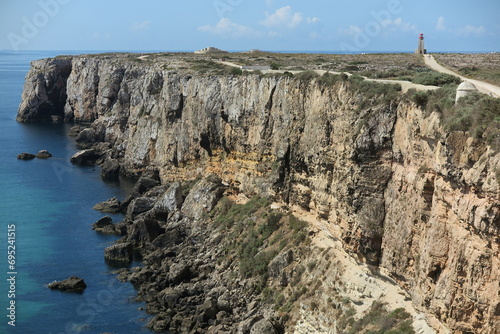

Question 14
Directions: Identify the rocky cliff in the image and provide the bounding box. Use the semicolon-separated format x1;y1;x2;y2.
18;55;500;333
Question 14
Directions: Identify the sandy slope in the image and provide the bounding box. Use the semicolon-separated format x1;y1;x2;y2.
286;204;451;334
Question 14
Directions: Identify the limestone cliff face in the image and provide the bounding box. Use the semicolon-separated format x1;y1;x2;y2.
18;56;500;333
382;104;500;333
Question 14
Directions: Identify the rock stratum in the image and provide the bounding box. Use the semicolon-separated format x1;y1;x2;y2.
18;55;500;334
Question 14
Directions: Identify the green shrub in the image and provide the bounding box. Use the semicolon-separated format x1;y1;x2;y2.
412;72;461;86
343;65;360;72
349;77;401;110
318;72;343;87
228;67;243;75
296;70;320;81
346;301;415;334
442;92;500;150
411;90;429;108
289;215;307;233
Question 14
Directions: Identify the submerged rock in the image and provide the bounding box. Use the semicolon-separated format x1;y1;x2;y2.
48;276;87;292
17;153;36;160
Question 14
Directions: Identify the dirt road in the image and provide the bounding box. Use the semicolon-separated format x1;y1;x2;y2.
217;61;440;93
424;55;500;98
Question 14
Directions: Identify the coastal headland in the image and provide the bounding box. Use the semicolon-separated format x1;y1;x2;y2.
17;52;500;334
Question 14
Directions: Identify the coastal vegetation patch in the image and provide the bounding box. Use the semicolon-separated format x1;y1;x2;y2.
408;85;500;151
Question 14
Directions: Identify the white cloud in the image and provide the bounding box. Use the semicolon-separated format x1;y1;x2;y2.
260;6;318;29
436;17;446;31
261;6;303;28
268;31;281;38
381;18;417;32
130;21;150;33
198;18;259;38
458;24;486;36
339;25;363;36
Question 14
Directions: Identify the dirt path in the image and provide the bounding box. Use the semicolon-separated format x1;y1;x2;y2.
216;60;439;93
424;55;500;98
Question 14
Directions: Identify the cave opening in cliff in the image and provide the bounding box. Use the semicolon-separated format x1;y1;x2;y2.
200;133;213;156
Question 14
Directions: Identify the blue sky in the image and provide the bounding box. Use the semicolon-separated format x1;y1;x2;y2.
1;0;499;52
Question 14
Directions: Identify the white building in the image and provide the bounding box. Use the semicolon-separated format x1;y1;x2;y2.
455;81;478;103
194;47;228;54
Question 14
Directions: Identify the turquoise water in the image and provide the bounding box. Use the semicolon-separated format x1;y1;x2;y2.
0;51;152;333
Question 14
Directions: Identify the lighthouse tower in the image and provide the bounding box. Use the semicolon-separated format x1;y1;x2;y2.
415;33;427;54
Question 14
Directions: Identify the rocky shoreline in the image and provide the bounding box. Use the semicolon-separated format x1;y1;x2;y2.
91;170;286;333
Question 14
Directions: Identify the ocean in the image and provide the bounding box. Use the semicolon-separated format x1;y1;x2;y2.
0;51;152;333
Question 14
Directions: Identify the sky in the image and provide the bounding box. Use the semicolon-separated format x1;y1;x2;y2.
0;0;499;53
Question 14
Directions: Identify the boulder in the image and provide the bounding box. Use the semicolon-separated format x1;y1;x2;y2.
17;153;35;160
75;128;97;148
93;197;122;213
151;182;184;220
91;216;123;234
181;175;225;219
68;125;82;137
128;267;154;288
101;159;121;180
92;216;113;229
198;299;219;322
48;276;87;292
157;288;181;309
127;217;164;246
104;242;134;263
121;177;161;210
127;197;156;219
36;150;52;159
151;227;185;248
70;149;98;165
133;177;160;195
250;318;279;334
168;262;192;284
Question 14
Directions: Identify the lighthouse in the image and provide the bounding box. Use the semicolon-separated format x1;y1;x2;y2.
415;33;427;55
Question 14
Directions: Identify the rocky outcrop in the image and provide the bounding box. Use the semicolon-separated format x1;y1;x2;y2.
17;153;35;160
18;55;500;333
101;158;121;180
70;149;98;165
93;197;122;213
17;57;72;122
36;150;52;159
48;276;87;292
104;242;134;263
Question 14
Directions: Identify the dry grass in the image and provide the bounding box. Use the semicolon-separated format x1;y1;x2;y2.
434;53;500;85
65;52;431;77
